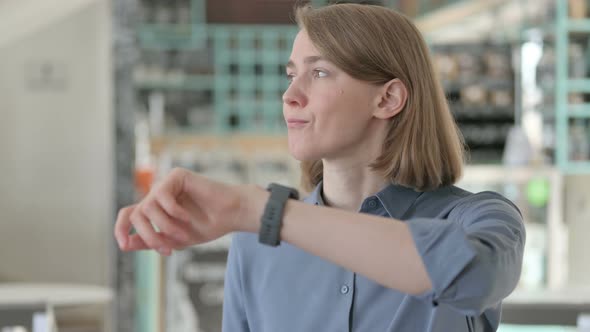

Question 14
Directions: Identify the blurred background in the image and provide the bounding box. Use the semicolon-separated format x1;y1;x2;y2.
0;0;589;331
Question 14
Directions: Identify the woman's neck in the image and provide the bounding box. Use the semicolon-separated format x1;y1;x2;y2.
321;161;389;211
318;117;391;211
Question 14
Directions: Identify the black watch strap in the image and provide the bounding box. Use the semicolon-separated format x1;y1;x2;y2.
258;183;299;247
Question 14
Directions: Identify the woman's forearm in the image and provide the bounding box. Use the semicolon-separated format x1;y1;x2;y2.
237;185;433;295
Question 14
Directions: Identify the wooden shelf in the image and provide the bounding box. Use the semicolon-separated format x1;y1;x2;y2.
135;75;214;91
150;134;288;155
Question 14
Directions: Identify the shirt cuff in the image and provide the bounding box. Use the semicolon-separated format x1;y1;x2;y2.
405;217;476;303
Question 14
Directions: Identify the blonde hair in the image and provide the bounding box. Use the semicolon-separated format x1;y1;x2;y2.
296;3;465;192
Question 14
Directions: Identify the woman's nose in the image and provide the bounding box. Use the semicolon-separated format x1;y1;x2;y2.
282;84;307;108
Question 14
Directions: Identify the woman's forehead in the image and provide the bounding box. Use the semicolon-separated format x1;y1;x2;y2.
289;31;323;63
292;30;314;51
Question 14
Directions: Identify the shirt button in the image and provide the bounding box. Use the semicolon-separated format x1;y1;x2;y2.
340;285;350;294
368;199;377;208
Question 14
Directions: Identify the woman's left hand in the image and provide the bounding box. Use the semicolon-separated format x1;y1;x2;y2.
114;168;252;256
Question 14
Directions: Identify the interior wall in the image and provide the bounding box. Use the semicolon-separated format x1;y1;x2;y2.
0;0;112;286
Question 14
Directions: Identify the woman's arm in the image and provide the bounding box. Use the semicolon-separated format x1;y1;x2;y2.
115;169;524;312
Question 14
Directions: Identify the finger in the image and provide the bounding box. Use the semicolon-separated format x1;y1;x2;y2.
130;209;168;251
125;234;149;251
158;192;192;223
126;234;177;256
142;201;190;243
114;205;136;250
158;247;173;256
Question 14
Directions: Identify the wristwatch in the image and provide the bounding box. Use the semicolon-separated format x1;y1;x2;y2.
258;183;299;247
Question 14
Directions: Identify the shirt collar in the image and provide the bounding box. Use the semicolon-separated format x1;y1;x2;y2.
375;183;423;219
305;180;422;219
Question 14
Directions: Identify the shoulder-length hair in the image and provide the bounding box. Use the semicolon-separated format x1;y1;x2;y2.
296;3;465;192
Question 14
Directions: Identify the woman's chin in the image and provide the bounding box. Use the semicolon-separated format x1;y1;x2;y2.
288;150;309;161
288;145;320;162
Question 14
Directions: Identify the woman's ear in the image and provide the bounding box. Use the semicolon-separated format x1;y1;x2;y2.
374;78;408;120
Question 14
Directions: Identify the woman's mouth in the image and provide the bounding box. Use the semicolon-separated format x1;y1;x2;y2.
286;119;309;129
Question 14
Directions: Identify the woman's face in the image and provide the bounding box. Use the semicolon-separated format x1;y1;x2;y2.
283;30;383;162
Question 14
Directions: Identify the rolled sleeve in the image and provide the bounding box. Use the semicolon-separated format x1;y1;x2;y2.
407;217;476;305
407;192;525;316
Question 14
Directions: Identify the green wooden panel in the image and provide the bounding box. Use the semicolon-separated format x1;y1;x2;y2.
567;19;590;33
190;0;206;24
213;28;232;132
554;0;590;173
555;0;570;170
563;161;590;174
135;251;160;332
207;26;297;132
568;104;590;118
567;79;590;93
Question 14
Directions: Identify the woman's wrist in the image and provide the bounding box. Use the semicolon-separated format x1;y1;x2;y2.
232;184;269;233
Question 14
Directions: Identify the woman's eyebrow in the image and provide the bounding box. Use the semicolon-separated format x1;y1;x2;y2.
286;55;326;70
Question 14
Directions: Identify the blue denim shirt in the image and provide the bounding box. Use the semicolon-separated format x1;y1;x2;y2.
223;182;525;332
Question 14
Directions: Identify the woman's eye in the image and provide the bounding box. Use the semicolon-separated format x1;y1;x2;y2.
312;69;328;78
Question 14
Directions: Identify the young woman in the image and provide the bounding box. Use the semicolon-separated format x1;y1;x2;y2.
115;4;525;332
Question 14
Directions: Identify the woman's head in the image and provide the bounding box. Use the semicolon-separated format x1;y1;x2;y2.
286;3;465;192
